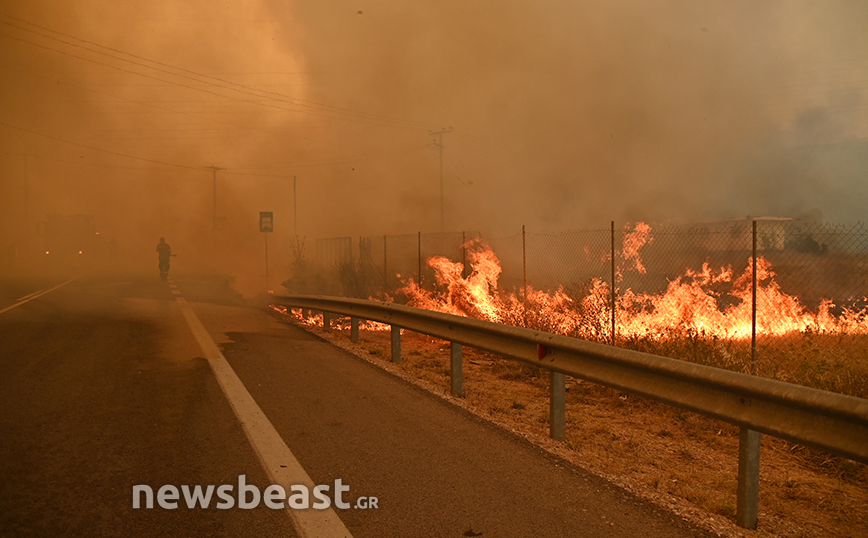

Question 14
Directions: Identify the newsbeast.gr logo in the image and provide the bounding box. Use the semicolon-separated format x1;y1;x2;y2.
132;475;379;510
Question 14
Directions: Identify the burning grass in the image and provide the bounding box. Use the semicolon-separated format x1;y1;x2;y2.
394;227;868;400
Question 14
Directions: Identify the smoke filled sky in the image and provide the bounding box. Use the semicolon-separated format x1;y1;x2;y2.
2;0;868;251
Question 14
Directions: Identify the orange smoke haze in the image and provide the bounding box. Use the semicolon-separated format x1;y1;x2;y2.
2;1;868;292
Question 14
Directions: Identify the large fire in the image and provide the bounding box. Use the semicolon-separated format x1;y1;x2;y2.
398;224;868;342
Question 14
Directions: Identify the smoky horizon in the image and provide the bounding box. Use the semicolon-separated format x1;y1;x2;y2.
2;1;868;291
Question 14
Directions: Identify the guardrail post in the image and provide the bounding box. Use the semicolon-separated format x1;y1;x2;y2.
391;325;401;364
323;311;332;330
351;317;360;343
550;371;566;441
450;343;463;396
737;427;761;529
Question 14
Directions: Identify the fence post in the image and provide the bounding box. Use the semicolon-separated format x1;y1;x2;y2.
737;427;761;529
418;231;422;289
522;224;527;300
737;219;761;529
550;370;566;441
462;231;467;279
391;325;401;364
610;221;616;346
357;237;361;295
351;317;359;343
752;220;758;375
383;235;388;297
450;342;463;396
323;311;332;330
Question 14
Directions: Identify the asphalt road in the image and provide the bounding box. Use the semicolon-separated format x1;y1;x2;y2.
0;270;716;537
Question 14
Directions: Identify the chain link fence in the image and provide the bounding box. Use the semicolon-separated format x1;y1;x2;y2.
282;220;868;398
753;222;868;397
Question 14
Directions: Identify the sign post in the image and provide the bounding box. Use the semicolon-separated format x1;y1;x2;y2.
259;212;273;291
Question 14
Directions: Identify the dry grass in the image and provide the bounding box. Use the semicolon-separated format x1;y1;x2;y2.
288;316;868;538
618;331;868;400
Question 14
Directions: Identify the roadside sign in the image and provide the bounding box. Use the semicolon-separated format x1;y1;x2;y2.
259;211;273;233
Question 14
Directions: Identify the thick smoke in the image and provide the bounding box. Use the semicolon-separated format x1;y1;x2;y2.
1;1;867;291
273;1;868;231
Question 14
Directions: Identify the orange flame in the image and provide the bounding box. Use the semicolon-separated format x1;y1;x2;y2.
622;222;652;274
397;225;868;341
401;238;505;322
271;305;392;331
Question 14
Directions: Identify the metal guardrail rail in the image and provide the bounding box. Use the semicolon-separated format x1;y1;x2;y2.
272;294;868;529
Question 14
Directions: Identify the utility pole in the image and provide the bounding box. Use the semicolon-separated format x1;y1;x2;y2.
205;165;226;231
611;221;616;346
17;153;30;238
23;154;28;224
293;175;298;238
429;127;452;232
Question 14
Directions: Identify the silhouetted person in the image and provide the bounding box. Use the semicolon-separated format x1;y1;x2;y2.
156;237;172;279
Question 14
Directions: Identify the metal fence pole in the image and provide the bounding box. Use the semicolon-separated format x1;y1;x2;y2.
351;317;359;343
522;224;527;300
323;311;332;331
418;231;422;289
450;342;463;396
383;235;388;297
752;220;758;375
737;427;761;529
462;231;467;279
611;221;616;346
550;370;566;441
358;236;364;298
391;325;401;364
737;219;761;529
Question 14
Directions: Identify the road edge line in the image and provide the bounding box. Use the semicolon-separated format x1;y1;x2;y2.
175;296;352;538
0;272;90;315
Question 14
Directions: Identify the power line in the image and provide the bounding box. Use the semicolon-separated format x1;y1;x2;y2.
225;144;430;173
0;120;200;170
0;12;438;131
0;26;423;130
0;120;434;178
1;59;276;134
0;59;400;151
0;30;301;115
429;127;453;232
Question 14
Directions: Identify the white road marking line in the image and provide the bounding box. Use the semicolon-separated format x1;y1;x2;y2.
16;289;44;301
0;273;90;315
175;295;353;538
171;290;181;295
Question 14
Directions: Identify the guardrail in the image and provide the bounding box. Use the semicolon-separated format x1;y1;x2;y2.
272;294;868;530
